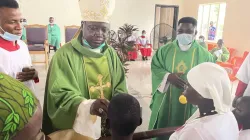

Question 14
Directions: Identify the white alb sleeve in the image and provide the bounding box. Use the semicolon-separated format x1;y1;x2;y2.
157;72;171;93
73;99;101;139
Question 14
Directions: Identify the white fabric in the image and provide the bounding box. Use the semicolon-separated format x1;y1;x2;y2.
73;99;101;139
187;62;232;114
78;0;115;23
239;130;250;140
138;36;149;47
214;49;223;57
157;72;170;93
236;54;250;96
127;35;137;42
169;112;239;140
0;40;35;92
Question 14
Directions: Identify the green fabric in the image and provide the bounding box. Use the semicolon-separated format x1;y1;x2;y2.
149;40;214;140
0;73;38;140
42;33;128;135
48;24;61;49
210;46;230;62
198;41;208;50
21;28;26;41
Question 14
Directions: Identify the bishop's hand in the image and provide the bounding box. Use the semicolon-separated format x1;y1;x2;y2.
167;73;186;89
90;99;109;117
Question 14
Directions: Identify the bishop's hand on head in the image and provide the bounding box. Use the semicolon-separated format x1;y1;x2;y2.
90;99;109;117
167;73;186;89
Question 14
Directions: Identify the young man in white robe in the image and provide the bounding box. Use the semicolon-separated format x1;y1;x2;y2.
233;96;250;140
169;62;239;140
0;0;39;92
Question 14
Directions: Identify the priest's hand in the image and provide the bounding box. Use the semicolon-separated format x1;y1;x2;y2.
16;67;38;82
168;73;186;89
90;99;109;117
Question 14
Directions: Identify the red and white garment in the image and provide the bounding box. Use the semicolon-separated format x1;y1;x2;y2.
138;36;152;57
0;37;38;92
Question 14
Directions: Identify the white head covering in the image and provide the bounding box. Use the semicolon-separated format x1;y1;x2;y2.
187;62;232;114
78;0;115;23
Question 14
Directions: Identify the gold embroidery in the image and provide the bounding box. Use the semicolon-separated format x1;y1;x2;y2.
89;74;111;99
176;60;188;73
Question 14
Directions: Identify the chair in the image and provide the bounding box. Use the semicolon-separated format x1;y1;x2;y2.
207;43;216;51
26;24;49;68
227;48;236;63
65;25;80;43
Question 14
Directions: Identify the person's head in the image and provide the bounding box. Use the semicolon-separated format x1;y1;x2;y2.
217;39;224;48
107;94;142;138
81;21;110;48
0;72;43;140
184;62;232;114
0;0;22;37
210;21;214;27
142;30;146;35
49;17;54;24
176;17;197;49
199;35;205;42
233;96;250;127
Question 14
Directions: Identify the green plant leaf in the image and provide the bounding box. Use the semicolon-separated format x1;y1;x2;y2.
13;114;20;124
22;90;27;97
3;122;13;132
28;106;33;116
25;96;30;104
10;123;17;133
5;113;14;125
4;132;9;140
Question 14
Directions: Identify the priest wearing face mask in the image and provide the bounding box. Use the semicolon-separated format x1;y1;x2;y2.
0;0;39;93
149;17;214;140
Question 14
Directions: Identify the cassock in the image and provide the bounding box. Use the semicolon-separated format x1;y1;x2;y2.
210;46;230;62
0;73;43;140
0;37;37;92
48;24;61;49
149;40;214;140
127;35;137;60
42;0;127;138
138;35;152;57
236;54;250;96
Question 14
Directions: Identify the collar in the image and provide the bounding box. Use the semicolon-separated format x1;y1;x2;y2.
141;36;145;38
0;37;20;51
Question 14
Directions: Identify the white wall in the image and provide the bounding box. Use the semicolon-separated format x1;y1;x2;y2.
19;0;183;43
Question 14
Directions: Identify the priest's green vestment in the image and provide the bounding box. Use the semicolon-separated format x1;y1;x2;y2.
42;34;128;135
149;40;214;140
48;24;61;49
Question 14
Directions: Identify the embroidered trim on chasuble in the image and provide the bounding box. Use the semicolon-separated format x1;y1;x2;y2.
83;56;112;100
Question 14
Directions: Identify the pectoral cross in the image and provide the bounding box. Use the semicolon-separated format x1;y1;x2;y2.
89;74;111;99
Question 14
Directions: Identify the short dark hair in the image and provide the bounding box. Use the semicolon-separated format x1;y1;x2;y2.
0;0;19;9
178;17;197;27
142;30;146;33
108;94;141;136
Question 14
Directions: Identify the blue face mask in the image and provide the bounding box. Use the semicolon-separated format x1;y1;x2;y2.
0;26;22;41
177;33;194;46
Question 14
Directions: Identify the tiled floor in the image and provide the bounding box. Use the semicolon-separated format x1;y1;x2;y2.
32;52;238;133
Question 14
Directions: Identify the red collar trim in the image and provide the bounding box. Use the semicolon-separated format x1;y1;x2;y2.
141;36;145;38
0;37;20;51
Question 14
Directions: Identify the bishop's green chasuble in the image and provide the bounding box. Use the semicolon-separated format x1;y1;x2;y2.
149;40;214;140
42;34;128;135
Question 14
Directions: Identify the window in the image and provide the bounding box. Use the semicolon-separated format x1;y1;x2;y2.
197;3;226;41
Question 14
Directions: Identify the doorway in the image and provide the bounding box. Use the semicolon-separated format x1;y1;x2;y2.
153;5;179;50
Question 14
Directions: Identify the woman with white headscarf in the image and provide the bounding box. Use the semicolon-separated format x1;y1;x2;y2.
169;62;239;140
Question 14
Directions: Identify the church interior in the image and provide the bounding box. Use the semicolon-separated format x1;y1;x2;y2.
2;0;250;139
